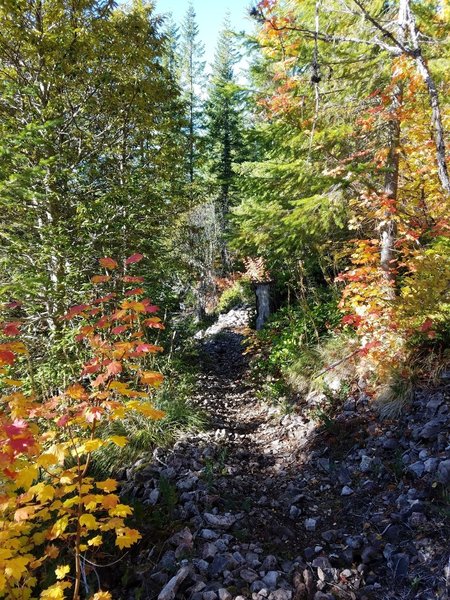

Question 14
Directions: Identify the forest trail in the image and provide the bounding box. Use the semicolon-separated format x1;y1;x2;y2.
121;318;450;600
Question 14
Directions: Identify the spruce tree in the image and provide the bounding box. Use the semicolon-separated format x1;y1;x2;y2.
206;15;244;272
179;1;206;185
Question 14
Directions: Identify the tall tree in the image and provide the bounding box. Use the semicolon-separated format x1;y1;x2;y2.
179;1;206;185
0;0;186;376
206;15;245;272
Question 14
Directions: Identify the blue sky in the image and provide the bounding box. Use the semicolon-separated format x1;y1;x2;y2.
153;0;254;69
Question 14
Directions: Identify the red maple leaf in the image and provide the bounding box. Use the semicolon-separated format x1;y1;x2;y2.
125;253;144;265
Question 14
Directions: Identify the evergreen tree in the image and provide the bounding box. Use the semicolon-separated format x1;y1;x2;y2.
206;15;245;272
180;1;206;185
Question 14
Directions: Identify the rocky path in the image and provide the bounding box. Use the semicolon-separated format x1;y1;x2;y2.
121;318;450;600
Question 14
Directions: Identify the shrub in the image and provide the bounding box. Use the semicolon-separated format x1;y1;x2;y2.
216;278;254;314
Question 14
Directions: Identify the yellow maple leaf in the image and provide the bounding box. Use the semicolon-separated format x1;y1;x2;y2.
49;515;69;539
109;435;128;448
100;517;124;531
115;527;142;550
96;479;118;493
126;400;165;420
79;514;98;530
55;565;70;580
37;453;59;468
82;439;104;453
140;371;164;387
109;504;133;518
87;535;103;547
40;581;72;599
4;556;30;580
15;465;38;489
90;592;112;600
101;494;119;510
36;484;55;503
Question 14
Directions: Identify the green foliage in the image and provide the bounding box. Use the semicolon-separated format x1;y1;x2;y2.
216;278;254;313
250;289;341;378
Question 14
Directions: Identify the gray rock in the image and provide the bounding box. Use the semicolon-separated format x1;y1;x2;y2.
147;488;160;505
250;581;266;594
408;461;425;478
232;551;245;564
200;529;219;540
382;438;398;450
426;394;444;415
240;568;259;583
159;550;177;570
177;475;198;491
424;457;439;473
321;530;336;543
269;591;292;600
337;466;352;485
314;593;334;600
209;554;236;577
193;559;209;573
360;455;374;472
341;569;352;578
341;486;354;496
169;527;193;548
418;419;443;441
246;552;262;568
289;505;301;519
262;571;279;588
312;557;332;569
202;593;218;600
157;566;191;600
217;590;232;600
262;555;278;570
204;512;239;530
305;518;317;531
202;542;219;560
437;459;450;484
409;512;427;527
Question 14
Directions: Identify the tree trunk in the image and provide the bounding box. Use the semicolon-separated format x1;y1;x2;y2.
379;0;408;295
404;0;450;195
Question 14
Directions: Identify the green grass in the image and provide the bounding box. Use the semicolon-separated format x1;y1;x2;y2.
93;379;206;476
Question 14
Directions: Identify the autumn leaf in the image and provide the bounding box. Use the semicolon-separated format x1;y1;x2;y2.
96;479;118;493
40;581;72;599
79;514;98;530
4;556;30;580
0;349;15;365
99;257;118;270
49;515;69;539
125;253;144;265
87;535;103;547
109;435;128;448
55;565;70;580
140;371;164;387
2;321;21;336
90;592;112;600
91;275;111;284
134;343;163;355
125;287;145;296
115;527;141;549
66;383;87;400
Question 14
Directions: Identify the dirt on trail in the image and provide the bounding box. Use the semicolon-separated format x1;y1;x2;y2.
116;318;450;600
